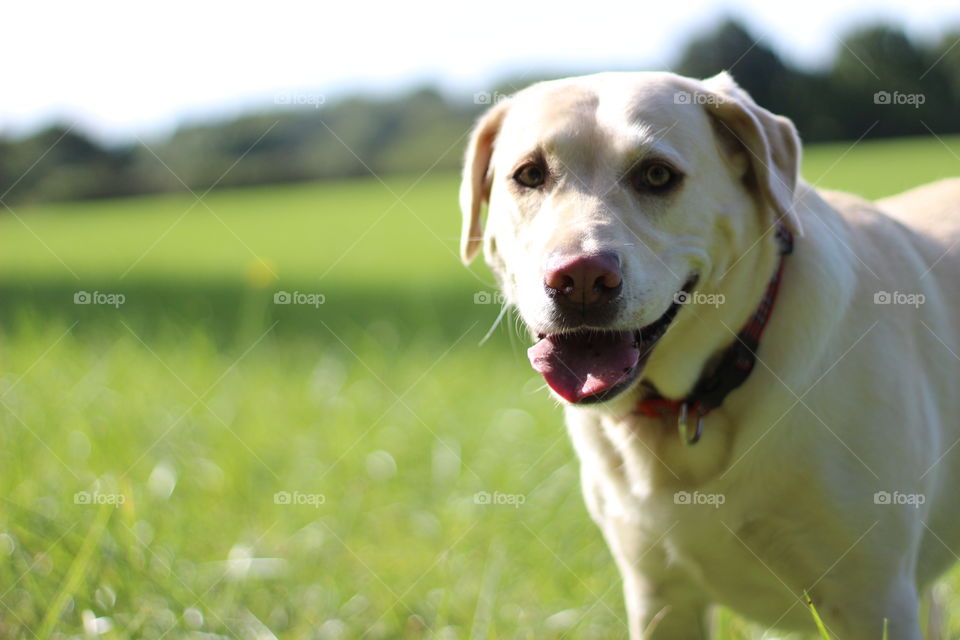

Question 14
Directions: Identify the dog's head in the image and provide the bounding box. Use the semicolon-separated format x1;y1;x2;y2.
460;71;801;406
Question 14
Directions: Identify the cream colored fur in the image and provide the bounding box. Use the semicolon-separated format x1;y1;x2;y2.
460;71;960;639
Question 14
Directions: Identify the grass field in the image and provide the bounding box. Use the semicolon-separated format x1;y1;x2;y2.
2;134;960;639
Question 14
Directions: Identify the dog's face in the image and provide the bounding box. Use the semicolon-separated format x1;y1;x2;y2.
460;72;800;405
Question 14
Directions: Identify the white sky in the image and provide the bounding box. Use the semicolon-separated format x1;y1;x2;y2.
4;0;959;143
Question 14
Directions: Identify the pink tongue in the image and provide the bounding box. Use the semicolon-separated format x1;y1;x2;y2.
527;331;640;403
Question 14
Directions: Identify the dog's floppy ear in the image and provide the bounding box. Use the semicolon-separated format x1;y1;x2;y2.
459;99;511;264
701;71;803;235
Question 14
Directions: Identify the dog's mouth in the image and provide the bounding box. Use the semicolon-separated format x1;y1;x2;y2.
527;280;694;404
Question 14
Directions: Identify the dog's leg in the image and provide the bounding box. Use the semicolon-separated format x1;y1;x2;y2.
572;419;708;638
814;578;922;640
601;521;708;640
621;566;709;640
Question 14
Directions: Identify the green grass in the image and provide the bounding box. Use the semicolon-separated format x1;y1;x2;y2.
1;134;960;639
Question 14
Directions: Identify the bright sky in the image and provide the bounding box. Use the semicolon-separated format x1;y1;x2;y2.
4;0;959;143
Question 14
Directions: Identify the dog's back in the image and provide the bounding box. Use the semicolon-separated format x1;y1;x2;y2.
877;178;960;239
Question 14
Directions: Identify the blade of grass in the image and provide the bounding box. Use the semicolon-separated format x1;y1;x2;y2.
804;591;832;640
469;542;503;640
37;504;112;639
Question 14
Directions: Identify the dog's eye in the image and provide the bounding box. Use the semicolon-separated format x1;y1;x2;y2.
645;164;672;187
514;163;546;188
633;162;680;192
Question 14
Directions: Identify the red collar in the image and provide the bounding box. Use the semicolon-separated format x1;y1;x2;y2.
635;224;793;444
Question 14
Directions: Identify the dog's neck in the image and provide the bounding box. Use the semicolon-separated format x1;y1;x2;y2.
640;224;783;402
562;224;788;488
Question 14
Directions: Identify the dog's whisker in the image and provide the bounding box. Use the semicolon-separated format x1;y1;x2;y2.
479;302;510;347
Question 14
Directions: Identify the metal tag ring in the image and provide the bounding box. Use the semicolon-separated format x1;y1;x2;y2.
678;403;704;445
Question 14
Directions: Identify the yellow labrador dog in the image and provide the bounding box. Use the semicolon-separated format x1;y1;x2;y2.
459;71;960;639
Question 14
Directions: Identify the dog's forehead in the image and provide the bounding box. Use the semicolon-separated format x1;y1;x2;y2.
497;73;712;159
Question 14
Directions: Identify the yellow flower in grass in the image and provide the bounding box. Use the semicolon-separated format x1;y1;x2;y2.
246;257;277;288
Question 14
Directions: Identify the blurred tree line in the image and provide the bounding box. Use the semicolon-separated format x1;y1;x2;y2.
2;19;958;205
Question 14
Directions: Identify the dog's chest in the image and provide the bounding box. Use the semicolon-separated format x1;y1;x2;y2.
597;478;820;628
670;511;821;628
575;412;827;629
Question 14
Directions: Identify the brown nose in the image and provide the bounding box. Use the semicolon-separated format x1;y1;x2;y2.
544;252;623;308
